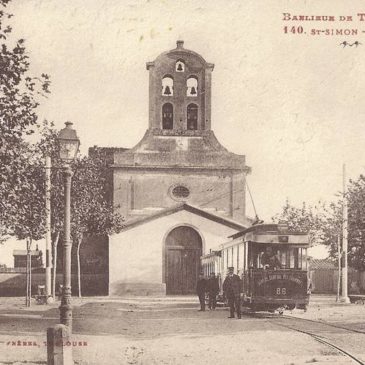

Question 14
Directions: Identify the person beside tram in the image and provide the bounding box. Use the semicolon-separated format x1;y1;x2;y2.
207;272;219;310
223;267;242;319
196;272;207;311
261;246;282;270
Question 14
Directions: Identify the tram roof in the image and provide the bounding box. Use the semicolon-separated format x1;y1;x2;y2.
228;223;308;240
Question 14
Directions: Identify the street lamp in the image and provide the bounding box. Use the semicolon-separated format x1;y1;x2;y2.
57;121;80;329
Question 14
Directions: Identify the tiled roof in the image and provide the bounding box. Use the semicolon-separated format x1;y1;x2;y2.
309;258;337;270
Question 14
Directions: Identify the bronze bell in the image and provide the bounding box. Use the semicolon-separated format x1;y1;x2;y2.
164;86;171;95
190;86;197;95
177;63;183;71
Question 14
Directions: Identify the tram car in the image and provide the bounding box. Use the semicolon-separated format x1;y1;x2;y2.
201;223;310;312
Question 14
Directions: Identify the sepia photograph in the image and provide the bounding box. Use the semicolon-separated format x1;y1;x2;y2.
1;0;365;364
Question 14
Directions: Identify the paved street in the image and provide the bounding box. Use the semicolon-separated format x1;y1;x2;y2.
0;295;365;364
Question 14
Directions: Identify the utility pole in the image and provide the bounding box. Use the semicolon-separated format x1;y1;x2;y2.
341;163;350;303
45;156;52;300
336;235;341;302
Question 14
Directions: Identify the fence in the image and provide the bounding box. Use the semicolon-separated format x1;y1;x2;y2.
310;268;365;294
0;272;108;296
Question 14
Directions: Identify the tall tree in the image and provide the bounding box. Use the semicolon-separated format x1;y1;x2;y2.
273;180;365;271
9;143;47;306
36;124;123;297
0;0;50;240
346;175;365;270
36;121;64;299
272;199;328;246
70;151;123;297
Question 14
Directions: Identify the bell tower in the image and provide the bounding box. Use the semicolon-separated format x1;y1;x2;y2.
146;40;214;133
103;40;250;224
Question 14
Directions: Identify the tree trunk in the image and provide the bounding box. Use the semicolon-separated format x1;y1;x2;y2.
26;238;32;307
26;239;29;307
76;236;83;298
51;231;60;300
29;239;32;304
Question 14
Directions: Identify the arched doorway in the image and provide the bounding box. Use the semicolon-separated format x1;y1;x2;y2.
165;226;202;294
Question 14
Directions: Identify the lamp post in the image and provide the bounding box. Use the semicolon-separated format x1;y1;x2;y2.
57;122;80;329
341;163;350;303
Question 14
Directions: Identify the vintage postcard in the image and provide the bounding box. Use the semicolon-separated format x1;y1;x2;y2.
1;0;365;364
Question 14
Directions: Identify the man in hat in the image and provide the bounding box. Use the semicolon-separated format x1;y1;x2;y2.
223;267;242;319
196;272;207;311
261;246;281;270
207;272;219;310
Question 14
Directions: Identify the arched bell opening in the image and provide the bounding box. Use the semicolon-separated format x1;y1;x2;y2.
176;59;185;72
162;75;174;96
187;76;198;97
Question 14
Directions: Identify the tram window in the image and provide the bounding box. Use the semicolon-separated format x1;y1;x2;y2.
244;243;247;271
294;248;299;268
248;244;255;269
248;245;252;268
260;246;282;269
257;248;262;268
254;248;259;268
277;248;301;269
298;248;302;269
231;247;234;267
255;247;261;268
289;248;294;268
279;250;287;269
286;248;300;269
301;248;307;269
237;245;242;272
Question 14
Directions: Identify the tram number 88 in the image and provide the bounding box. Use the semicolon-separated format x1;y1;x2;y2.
276;288;286;295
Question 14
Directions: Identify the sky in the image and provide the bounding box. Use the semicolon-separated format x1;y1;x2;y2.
2;0;365;262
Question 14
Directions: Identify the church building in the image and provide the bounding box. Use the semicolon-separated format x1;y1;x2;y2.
90;41;251;296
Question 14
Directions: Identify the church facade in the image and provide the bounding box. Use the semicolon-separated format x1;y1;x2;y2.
91;41;251;295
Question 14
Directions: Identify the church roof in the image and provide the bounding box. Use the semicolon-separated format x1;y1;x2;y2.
121;203;248;232
111;129;248;171
147;40;214;70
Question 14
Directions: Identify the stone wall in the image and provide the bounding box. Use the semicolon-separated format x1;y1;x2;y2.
113;168;246;223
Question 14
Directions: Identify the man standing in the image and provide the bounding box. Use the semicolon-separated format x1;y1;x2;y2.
223;267;242;319
207;272;219;310
196;272;207;311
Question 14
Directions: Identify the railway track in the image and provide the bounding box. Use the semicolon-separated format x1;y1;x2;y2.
264;314;365;364
242;311;365;334
282;314;365;335
273;320;365;364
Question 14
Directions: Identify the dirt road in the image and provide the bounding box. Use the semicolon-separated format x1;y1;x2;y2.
0;295;364;364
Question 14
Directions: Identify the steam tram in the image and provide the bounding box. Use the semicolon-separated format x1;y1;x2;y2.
201;223;310;313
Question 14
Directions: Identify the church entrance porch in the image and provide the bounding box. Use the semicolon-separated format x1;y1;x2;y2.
165;226;202;294
108;205;245;296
